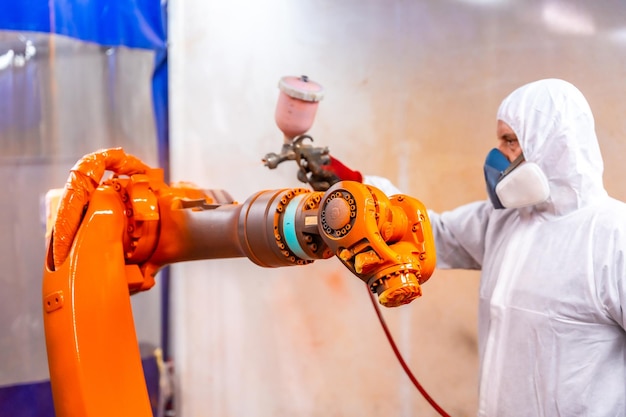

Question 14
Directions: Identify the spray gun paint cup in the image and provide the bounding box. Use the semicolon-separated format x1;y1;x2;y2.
275;75;325;142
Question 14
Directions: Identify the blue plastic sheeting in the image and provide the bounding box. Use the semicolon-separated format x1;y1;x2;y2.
0;0;170;175
0;356;161;417
0;380;54;417
1;0;166;50
0;1;170;414
153;44;170;178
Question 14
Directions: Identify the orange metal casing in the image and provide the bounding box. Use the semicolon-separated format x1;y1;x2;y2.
42;165;438;416
43;185;153;417
318;182;436;307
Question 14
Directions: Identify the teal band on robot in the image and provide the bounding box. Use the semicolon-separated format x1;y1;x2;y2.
282;194;314;260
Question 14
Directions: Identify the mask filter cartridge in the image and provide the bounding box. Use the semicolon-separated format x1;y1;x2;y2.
483;149;550;209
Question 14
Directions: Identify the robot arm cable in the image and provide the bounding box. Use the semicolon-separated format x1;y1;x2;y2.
367;284;452;417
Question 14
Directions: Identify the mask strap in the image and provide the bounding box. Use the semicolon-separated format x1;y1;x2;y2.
501;153;525;176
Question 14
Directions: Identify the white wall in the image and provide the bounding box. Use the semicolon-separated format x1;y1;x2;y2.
168;1;626;416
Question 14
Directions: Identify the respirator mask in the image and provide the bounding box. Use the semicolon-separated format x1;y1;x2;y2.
483;148;550;209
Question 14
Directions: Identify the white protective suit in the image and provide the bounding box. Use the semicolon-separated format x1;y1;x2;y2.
367;79;626;416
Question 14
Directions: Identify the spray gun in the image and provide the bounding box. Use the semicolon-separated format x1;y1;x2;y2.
261;78;450;415
263;75;341;191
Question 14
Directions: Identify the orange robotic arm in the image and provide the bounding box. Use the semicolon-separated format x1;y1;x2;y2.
42;148;436;417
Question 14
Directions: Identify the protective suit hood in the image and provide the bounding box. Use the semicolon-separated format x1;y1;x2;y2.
496;78;607;216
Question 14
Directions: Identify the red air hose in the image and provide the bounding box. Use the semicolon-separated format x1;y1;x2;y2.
367;285;452;417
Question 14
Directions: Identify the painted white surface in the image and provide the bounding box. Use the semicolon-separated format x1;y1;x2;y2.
169;1;626;415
